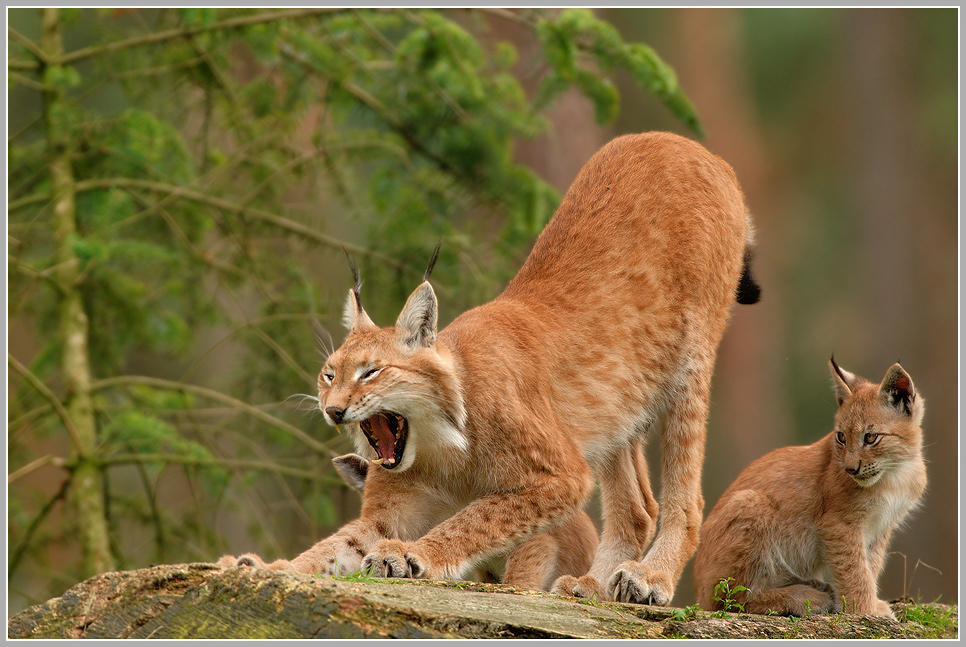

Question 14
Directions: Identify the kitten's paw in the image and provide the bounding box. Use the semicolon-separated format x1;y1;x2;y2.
362;539;429;579
551;575;608;600
608;561;674;606
872;599;897;620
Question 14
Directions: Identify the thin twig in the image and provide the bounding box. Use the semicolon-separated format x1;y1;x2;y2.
58;9;347;66
8;26;47;63
91;375;331;454
8;355;85;455
99;453;340;483
9;177;412;274
9;475;72;578
8;455;69;484
9;71;46;92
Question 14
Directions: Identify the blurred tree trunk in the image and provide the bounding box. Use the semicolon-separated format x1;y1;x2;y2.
671;8;792;476
843;7;955;606
847;9;918;352
40;7;115;577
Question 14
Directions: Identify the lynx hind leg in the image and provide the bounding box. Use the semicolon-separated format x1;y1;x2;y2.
610;357;713;606
553;443;654;600
743;582;840;617
509;509;599;592
503;533;559;591
551;509;600;582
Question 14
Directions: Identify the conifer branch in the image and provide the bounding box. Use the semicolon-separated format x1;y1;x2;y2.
8;455;69;485
97;454;341;483
58;8;347;66
91;375;332;455
8;355;85;457
8;26;47;63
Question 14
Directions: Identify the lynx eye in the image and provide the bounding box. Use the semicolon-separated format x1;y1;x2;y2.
360;367;382;381
835;431;846;444
321;370;335;385
863;432;879;445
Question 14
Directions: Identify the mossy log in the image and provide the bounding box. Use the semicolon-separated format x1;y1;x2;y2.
7;563;957;639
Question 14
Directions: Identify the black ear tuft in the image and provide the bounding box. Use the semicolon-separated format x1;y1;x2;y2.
340;246;378;332
424;239;442;283
341;245;364;307
829;355;857;406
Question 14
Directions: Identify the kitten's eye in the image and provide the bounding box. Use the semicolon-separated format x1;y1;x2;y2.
835;431;846;444
360;367;381;381
863;432;879;445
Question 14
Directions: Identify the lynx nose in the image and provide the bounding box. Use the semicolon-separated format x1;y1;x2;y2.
325;406;346;424
845;461;862;475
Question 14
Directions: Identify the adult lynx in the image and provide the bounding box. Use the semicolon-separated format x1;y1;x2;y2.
694;359;927;618
220;132;758;606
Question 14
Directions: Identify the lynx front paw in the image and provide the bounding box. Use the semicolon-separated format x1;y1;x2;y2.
608;561;674;606
551;574;608;600
361;539;430;579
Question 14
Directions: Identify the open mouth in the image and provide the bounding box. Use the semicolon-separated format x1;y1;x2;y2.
358;412;408;469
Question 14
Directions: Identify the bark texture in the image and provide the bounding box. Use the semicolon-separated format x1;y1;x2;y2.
7;563;956;639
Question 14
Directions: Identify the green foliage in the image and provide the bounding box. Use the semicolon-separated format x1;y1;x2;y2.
712;577;748;616
7;7;699;613
669;604;704;621
898;600;958;635
535;9;702;134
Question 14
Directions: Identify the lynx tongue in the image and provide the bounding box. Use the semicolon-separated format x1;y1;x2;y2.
368;413;397;461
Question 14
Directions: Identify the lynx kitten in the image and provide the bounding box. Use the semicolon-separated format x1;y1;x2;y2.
219;132;758;607
694;359;927;618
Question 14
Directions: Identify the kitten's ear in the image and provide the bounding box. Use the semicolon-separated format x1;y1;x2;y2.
343;289;378;333
878;363;924;424
332;453;369;492
396;281;438;349
829;356;858;406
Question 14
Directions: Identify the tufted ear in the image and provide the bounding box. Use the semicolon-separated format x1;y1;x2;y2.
343;288;378;333
829;356;858;407
340;247;378;334
395;282;438;349
878;363;924;424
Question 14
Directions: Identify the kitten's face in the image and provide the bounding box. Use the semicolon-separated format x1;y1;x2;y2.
832;387;922;488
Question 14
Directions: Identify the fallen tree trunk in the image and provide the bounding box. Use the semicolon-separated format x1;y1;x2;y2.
7;563;957;639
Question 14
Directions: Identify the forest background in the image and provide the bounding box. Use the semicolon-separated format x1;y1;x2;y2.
7;7;958;616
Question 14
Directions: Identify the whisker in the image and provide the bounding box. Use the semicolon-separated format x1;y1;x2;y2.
285;393;322;412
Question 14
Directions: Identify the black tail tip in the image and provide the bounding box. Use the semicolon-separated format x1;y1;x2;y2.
736;250;761;305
